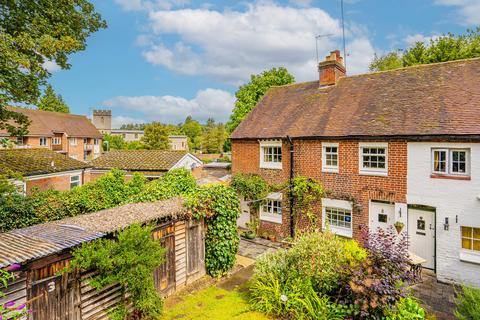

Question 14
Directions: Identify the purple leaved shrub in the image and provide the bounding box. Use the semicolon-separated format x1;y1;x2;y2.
346;226;414;318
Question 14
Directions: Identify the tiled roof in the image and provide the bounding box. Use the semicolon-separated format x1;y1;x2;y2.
0;198;186;268
91;150;188;171
0;107;102;138
231;58;480;140
0;148;91;176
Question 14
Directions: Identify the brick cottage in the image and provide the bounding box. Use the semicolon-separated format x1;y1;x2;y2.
231;51;480;286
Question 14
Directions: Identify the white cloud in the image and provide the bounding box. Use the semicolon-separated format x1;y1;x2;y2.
111;116;147;129
43;60;61;73
404;33;440;47
140;2;372;83
344;38;375;75
102;88;235;124
114;0;189;11
435;0;480;25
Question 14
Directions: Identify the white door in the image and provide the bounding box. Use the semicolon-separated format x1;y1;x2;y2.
370;201;395;232
237;198;251;229
408;209;435;269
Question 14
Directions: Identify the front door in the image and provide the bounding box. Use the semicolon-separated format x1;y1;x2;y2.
408;209;435;269
370;201;395;232
152;223;176;295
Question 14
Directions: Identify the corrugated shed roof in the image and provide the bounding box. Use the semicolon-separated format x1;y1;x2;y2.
90;150;188;171
0;107;102;138
0;198;187;268
0;148;91;176
231;58;480;140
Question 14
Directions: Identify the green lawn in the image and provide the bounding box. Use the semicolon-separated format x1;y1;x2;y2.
162;284;271;320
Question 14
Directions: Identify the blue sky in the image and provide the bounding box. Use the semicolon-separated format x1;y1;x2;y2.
47;0;479;127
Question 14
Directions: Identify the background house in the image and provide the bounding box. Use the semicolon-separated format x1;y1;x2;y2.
0;107;103;161
90;149;203;180
0;148;92;195
231;52;480;286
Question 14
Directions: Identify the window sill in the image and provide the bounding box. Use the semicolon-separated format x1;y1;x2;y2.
430;174;470;181
260;163;283;170
460;251;480;265
322;167;339;173
359;170;388;177
325;226;352;238
260;214;282;224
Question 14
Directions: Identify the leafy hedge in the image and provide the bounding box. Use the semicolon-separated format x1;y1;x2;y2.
186;184;240;277
0;169;196;232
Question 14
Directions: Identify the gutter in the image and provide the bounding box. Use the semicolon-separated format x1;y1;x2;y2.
287;135;295;239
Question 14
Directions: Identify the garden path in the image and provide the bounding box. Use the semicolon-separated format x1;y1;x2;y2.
238;237;282;259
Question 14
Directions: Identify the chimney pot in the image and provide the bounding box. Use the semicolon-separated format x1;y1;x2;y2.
318;50;346;86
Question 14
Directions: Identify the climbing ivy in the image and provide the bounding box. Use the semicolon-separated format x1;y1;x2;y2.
231;173;269;209
185;185;240;277
68;224;165;320
292;176;325;228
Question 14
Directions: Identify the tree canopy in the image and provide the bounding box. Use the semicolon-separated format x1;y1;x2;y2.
0;0;106;135
37;85;70;113
142;122;171;150
370;28;480;72
226;67;295;135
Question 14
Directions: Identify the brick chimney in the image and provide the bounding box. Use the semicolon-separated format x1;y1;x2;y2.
318;50;346;86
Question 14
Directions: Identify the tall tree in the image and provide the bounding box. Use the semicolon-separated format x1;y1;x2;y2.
119;123;146;130
181;116;202;151
142;122;170;150
226;67;295;135
37;85;70;113
370;28;480;71
102;134;125;151
201;119;227;154
0;0;106;135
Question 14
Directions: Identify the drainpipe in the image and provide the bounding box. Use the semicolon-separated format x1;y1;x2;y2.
287;136;295;239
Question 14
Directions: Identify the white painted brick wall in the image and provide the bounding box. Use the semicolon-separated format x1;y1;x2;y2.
407;142;480;286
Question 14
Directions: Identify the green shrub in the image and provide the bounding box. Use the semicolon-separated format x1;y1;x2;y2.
68;224;165;320
455;285;480;320
186;184;240;277
231;173;269;209
128;169;197;203
250;232;366;319
385;297;426;319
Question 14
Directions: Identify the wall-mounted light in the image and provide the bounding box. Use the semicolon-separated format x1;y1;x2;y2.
444;217;449;231
398;207;402;218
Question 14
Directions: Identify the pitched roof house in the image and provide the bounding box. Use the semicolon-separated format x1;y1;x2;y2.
90;150;203;179
231;50;480;287
0;148;92;194
0;107;103;161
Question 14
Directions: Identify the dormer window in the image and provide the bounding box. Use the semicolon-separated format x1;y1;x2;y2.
260;140;282;169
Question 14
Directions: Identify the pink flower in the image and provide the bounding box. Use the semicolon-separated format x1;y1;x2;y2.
16;304;26;310
3;300;15;308
6;264;21;271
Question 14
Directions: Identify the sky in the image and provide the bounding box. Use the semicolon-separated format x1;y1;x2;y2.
47;0;480;128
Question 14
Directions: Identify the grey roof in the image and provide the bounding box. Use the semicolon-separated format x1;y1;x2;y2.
0;198;186;268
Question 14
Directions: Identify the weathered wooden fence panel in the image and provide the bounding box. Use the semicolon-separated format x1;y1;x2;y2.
186;219;205;284
28;259;80;320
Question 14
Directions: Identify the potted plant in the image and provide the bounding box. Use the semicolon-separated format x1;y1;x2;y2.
394;221;405;234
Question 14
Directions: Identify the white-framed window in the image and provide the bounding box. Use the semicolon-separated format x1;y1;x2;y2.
94;138;100;145
260;140;282;169
16;136;24;146
260;193;282;224
322;198;353;238
12;180;26;195
359;143;388;176
461;226;480;252
83;138;88;144
69;137;77;146
431;148;470;176
70;175;81;189
39;137;48;146
322;142;339;172
52;137;61;145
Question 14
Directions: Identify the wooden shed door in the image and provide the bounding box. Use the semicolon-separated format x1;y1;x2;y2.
153;223;176;294
187;220;204;276
28;260;80;320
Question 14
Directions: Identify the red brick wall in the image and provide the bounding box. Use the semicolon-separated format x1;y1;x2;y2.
231;139;408;240
25;171;89;195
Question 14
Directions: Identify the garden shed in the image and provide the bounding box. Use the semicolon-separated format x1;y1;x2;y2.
0;198;206;320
